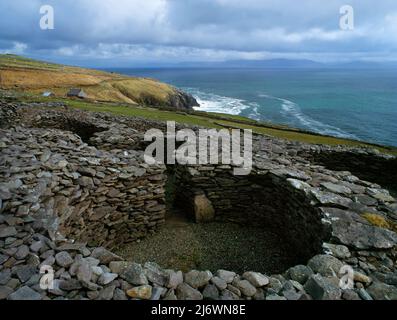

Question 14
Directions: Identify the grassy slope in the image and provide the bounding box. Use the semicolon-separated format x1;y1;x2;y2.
0;54;180;106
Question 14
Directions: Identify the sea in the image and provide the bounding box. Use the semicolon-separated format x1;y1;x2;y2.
106;67;397;147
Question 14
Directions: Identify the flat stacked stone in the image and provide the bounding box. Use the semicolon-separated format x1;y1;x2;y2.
0;101;396;300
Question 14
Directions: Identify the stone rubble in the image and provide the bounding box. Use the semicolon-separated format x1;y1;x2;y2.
0;101;396;300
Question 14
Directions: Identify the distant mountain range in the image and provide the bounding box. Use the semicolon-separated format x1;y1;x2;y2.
19;53;397;69
170;59;397;69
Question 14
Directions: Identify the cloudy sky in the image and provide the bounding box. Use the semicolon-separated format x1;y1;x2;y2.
1;0;397;66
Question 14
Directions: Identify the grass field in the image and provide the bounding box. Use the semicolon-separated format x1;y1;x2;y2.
23;96;394;155
0;54;185;106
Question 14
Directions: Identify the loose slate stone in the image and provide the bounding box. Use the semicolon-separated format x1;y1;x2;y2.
0;286;14;300
59;279;83;291
176;283;203;300
266;294;287;300
30;241;45;253
0;226;17;238
14;245;30;260
242;272;269;287
91;247;122;264
76;261;93;283
342;290;361;300
113;288;128;300
332;220;397;250
119;263;148;286
98;272;118;286
0;270;12;285
15;265;37;283
202;284;219;300
287;178;311;191
48;279;66;296
163;289;178;300
144;262;167;286
310;189;351;207
8;286;42;300
287;265;313;284
184;270;212;289
55;251;74;268
304;274;341;300
126;285;152;300
166;270;183;289
308;255;344;277
366;188;395;202
358;288;373;301
109;261;133;274
216;270;236;284
321;182;352;195
232;279;257;297
211;276;228;290
367;282;397;300
98;285;116;300
150;287;164;300
0;254;9;265
322;243;351;259
219;289;240;300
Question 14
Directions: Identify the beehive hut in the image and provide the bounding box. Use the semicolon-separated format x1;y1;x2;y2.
67;88;88;99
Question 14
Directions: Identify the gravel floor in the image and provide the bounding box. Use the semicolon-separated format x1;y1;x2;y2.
115;212;300;274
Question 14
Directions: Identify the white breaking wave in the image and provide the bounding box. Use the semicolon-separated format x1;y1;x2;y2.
259;93;358;139
185;89;254;115
183;88;357;140
247;103;262;121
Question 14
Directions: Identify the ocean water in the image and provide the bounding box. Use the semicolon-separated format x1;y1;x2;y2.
107;68;397;147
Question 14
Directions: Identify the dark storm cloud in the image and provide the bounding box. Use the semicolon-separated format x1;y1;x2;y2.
0;0;396;65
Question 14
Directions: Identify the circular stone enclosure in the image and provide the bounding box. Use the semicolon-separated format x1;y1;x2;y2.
14;111;331;275
116;166;332;274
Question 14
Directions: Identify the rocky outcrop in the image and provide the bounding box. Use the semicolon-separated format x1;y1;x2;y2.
134;89;199;110
167;89;200;110
0;101;396;300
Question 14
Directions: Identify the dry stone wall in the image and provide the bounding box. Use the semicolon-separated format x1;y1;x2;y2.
0;101;397;300
300;149;397;197
174;165;329;263
0;126;166;250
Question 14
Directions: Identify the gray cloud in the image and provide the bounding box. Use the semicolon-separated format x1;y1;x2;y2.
0;0;396;65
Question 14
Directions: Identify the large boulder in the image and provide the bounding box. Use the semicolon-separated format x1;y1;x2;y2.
308;255;344;277
304;274;341;300
126;285;153;300
119;263;148;286
287;265;314;284
193;194;215;223
367;282;397;300
176;283;203;300
184;270;212;289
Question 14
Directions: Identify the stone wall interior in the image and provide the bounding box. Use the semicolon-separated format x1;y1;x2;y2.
0;102;397;300
301;149;397;197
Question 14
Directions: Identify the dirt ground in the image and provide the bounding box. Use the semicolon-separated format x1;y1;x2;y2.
115;210;299;274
